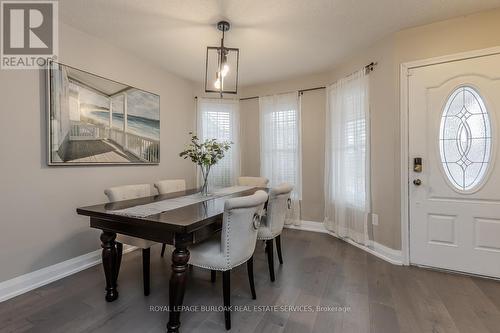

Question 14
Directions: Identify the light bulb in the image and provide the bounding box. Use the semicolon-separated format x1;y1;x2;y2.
214;78;221;90
221;63;230;77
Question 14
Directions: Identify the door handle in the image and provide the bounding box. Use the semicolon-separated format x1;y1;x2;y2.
413;179;422;186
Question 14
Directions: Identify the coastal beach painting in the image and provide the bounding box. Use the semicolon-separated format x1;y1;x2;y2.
47;61;160;165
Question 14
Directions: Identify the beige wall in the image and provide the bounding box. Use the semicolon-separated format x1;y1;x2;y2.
299;89;326;222
239;8;500;250
240;98;260;177
0;23;196;282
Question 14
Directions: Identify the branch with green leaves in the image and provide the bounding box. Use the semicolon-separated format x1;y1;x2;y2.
179;132;232;168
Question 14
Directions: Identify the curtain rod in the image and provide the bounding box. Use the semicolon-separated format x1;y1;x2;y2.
240;86;326;101
239;61;377;102
194;96;239;100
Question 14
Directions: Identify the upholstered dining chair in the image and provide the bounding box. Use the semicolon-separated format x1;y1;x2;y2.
154;179;186;195
237;176;269;187
104;184;156;296
154;179;187;257
257;183;293;282
189;190;268;330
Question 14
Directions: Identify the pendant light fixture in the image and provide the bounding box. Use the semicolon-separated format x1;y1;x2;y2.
204;21;239;97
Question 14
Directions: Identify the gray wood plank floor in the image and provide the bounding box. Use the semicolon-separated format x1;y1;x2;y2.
2;229;500;333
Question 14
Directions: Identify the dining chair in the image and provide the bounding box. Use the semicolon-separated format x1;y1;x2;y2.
257;183;293;282
154;179;186;195
189;190;268;330
237;176;269;187
154;179;187;258
104;184;156;296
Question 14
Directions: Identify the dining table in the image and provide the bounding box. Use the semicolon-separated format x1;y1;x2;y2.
76;186;263;333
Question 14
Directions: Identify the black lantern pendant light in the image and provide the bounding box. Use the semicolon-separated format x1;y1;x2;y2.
204;21;239;97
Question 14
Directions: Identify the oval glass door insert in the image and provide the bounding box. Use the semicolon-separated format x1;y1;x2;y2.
439;86;492;191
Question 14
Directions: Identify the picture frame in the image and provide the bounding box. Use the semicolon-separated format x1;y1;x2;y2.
46;60;160;165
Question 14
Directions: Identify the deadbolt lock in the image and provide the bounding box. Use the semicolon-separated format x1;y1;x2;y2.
413;179;422;186
414;157;423;173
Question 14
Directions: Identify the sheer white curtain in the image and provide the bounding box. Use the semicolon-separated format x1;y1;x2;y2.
324;69;370;245
259;92;302;226
197;98;240;189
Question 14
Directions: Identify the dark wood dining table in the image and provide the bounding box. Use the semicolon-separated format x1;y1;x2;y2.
76;187;263;333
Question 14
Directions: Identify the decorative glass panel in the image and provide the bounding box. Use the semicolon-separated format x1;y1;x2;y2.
439;86;492;191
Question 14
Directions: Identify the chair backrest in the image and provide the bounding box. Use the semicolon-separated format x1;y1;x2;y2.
154;179;186;194
104;184;151;202
266;183;294;237
221;190;268;269
237;176;269;187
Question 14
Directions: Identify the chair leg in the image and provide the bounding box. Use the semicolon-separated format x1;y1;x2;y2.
160;244;166;258
115;242;123;284
211;270;216;283
142;248;150;296
222;270;231;330
265;240;275;282
247;256;256;299
275;235;283;265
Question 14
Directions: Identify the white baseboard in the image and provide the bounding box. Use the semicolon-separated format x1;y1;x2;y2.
0;245;137;303
285;220;403;265
286;220;328;234
370;241;403;265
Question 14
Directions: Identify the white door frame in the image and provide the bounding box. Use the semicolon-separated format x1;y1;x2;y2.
400;46;500;265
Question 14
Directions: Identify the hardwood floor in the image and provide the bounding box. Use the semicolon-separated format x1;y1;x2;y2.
2;229;500;333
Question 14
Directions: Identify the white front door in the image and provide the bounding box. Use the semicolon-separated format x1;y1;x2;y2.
409;51;500;278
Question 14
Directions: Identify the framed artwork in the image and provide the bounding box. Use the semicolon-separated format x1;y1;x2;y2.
47;60;160;165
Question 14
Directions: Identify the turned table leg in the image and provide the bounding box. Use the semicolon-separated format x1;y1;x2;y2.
100;231;119;302
166;235;190;333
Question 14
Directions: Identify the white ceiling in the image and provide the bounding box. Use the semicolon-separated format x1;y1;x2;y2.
60;0;500;86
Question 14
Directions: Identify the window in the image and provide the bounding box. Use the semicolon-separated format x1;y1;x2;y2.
344;114;366;206
324;68;370;244
268;108;299;185
259;92;302;224
259;93;301;189
439;86;492;191
197;98;240;188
